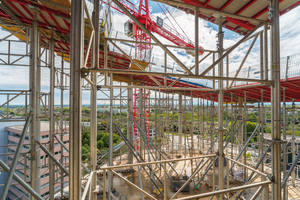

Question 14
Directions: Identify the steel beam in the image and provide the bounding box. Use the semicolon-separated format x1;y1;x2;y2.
152;0;264;24
229;34;258;88
200;22;263;76
176;181;271;200
106;37;215;52
101;84;216;91
85;68;273;83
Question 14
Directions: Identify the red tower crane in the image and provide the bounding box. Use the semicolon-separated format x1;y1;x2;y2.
105;0;204;149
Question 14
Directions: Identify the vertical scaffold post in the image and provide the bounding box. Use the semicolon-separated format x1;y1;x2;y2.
90;0;100;199
217;19;224;199
108;70;114;200
49;30;55;200
270;0;282;199
127;76;134;164
178;92;183;154
29;10;40;200
195;7;199;75
282;88;287;199
60;53;64;197
69;0;84;198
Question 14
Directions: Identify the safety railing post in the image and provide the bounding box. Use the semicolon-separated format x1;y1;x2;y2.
103;169;106;200
164;162;167;200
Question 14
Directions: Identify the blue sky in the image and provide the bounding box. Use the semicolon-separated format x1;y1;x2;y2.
0;1;300;105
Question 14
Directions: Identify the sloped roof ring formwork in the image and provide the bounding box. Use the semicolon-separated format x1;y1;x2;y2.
0;0;300;103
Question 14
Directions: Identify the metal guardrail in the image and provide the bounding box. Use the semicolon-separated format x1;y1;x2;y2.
229;52;300;87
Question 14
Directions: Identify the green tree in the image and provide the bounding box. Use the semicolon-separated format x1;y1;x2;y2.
102;134;110;148
113;134;120;143
246;121;257;133
82;146;90;160
97;140;104;150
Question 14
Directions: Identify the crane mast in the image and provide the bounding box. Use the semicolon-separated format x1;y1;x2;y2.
133;0;151;149
110;0;205;149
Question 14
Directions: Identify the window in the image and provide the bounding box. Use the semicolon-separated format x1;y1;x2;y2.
8;141;29;150
11;185;29;198
8;149;15;153
8;132;29;141
41;191;49;197
42;135;49;139
15;170;29;179
8;190;18;199
8;141;17;145
41;182;49;189
41;173;49;179
54;185;61;192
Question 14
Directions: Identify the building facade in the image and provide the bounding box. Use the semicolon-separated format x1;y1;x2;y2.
1;122;69;199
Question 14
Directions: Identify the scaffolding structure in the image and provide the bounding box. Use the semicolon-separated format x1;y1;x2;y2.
1;0;300;200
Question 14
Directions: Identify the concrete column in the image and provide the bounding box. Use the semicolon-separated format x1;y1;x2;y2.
270;0;282;199
217;20;224;197
178;92;183;154
69;0;84;198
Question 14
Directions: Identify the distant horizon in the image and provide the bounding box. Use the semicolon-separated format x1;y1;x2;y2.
4;102;300;107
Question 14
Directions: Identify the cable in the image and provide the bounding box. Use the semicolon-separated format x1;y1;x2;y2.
156;2;177;31
162;3;191;41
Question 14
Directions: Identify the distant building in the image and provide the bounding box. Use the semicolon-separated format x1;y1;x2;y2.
0;121;69;199
97;108;127;114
